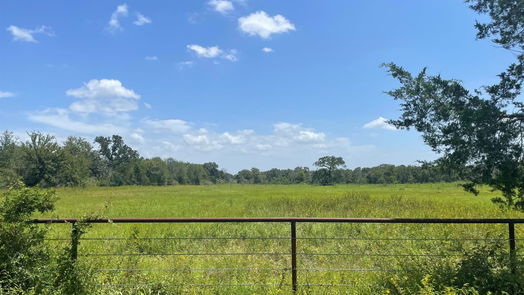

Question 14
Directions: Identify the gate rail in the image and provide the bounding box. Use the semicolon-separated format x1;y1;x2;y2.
32;217;524;293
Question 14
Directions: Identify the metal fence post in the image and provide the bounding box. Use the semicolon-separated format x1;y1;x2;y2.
508;222;516;274
291;221;297;293
71;222;79;261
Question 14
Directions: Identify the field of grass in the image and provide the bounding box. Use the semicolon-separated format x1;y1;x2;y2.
38;183;524;294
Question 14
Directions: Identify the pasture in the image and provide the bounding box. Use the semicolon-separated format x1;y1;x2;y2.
38;183;524;294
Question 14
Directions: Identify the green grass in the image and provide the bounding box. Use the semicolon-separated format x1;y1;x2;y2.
37;183;524;294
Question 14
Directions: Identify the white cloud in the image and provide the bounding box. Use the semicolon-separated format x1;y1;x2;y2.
220;130;254;144
187;44;223;58
363;117;397;131
69;98;138;114
144;119;191;133
183;133;224;151
7;25;54;42
134;13;151;26
29;108;124;135
145;56;158;61
208;0;234;14
222;49;238;62
273;122;325;143
238;11;295;39
108;4;129;31
143;102;152;109
0;91;15;98
177;61;194;69
187;45;238;62
262;47;273;53
66;79;139;100
66;79;140;114
130;129;145;143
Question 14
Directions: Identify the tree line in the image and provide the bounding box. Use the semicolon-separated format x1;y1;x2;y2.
0;131;460;188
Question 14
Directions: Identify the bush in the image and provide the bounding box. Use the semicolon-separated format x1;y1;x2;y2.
0;182;56;292
382;243;524;295
0;182;95;295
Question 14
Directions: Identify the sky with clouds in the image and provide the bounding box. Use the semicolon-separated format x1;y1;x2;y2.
0;0;516;172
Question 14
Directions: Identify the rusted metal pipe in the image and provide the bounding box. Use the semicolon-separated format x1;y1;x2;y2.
30;217;524;224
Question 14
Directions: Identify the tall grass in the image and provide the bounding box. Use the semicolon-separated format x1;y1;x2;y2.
35;183;523;294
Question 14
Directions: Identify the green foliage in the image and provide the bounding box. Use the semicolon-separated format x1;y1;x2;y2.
21;132;64;187
313;156;346;185
0;182;56;292
0;130;465;188
59;137;96;187
383;243;523;295
0;183;99;295
384;275;480;295
384;0;524;210
53;221;95;295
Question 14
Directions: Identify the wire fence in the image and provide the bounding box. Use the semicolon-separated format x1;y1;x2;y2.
33;217;524;293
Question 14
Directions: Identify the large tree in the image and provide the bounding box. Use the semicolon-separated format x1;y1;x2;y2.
384;0;524;210
313;156;346;185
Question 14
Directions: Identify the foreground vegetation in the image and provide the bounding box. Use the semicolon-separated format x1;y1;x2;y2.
2;183;515;294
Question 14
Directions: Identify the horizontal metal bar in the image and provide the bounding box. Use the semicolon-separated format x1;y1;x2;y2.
30;217;524;224
44;236;519;241
97;283;377;287
83;252;289;257
97;283;289;288
299;283;379;287
95;267;407;272
96;268;289;272
299;268;406;272
83;252;518;258
46;237;291;241
298;253;465;257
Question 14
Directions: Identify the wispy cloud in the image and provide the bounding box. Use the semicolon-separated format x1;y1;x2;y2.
6;25;54;42
262;47;273;53
134;13;151;26
0;91;16;98
144;119;191;133
29;108;125;135
187;45;223;58
208;0;234;14
108;4;129;32
187;45;238;62
363;117;397;131
145;56;158;61
238;11;295;39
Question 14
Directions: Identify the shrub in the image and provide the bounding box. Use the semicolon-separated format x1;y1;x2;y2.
0;182;56;292
0;182;95;295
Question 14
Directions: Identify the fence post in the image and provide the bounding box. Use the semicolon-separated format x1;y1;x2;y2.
291;221;297;293
71;222;79;261
508;222;516;274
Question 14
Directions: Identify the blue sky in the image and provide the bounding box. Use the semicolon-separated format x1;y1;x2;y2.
0;0;515;172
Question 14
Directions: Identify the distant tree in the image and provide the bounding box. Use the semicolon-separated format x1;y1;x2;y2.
59;136;95;186
203;162;220;184
139;157;168;185
94;135;140;185
313;156;346;185
0;131;22;187
250;168;263;184
20;132;64;187
236;169;253;184
186;164;207;185
292;167;310;184
384;0;524;210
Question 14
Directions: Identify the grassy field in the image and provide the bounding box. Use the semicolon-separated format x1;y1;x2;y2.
38;183;524;294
